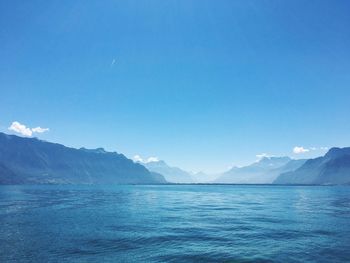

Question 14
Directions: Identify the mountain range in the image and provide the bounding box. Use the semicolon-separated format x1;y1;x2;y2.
142;160;194;183
191;171;218;183
274;147;350;185
1;132;350;185
0;132;166;184
214;157;306;184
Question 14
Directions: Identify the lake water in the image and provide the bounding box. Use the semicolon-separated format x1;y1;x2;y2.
1;185;350;262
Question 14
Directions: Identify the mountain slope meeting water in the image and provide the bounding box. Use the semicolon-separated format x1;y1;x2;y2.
0;132;166;184
214;157;306;184
274;147;350;185
142;160;194;183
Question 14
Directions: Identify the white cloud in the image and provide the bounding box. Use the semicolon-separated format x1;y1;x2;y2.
8;121;32;136
146;157;159;163
133;155;159;163
133;155;144;163
32;127;49;133
8;121;49;137
293;146;310;154
293;146;329;154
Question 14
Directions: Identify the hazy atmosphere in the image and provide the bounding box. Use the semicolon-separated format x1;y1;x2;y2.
2;1;350;263
1;1;350;173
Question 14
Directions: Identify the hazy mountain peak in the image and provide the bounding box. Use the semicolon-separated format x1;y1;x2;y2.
148;160;167;165
142;160;193;183
253;156;291;169
215;156;297;184
80;147;108;154
258;156;291;162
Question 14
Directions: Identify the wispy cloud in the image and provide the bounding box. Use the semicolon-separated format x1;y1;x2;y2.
133;155;143;162
146;156;159;163
256;153;274;160
8;121;49;137
133;155;159;163
32;127;50;133
293;146;329;154
111;58;117;67
310;147;317;151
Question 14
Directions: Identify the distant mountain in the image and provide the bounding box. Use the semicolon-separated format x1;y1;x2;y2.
214;157;305;184
0;132;166;184
260;159;307;183
274;147;350;185
142;160;193;183
191;171;219;183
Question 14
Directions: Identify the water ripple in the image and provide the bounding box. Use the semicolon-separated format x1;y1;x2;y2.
1;185;350;262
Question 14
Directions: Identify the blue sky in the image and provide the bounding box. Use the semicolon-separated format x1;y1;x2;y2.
1;0;350;172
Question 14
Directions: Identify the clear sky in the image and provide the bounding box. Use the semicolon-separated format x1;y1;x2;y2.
1;0;350;173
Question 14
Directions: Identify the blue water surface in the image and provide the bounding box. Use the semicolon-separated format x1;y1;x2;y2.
1;185;350;262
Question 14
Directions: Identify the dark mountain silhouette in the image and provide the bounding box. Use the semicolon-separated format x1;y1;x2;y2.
0;132;166;184
274;147;350;185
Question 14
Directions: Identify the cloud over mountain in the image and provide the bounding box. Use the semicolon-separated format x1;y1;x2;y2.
8;121;49;137
133;155;159;163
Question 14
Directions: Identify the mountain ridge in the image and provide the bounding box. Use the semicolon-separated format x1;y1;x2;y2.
0;132;166;184
214;157;306;184
274;147;350;185
142;160;193;183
